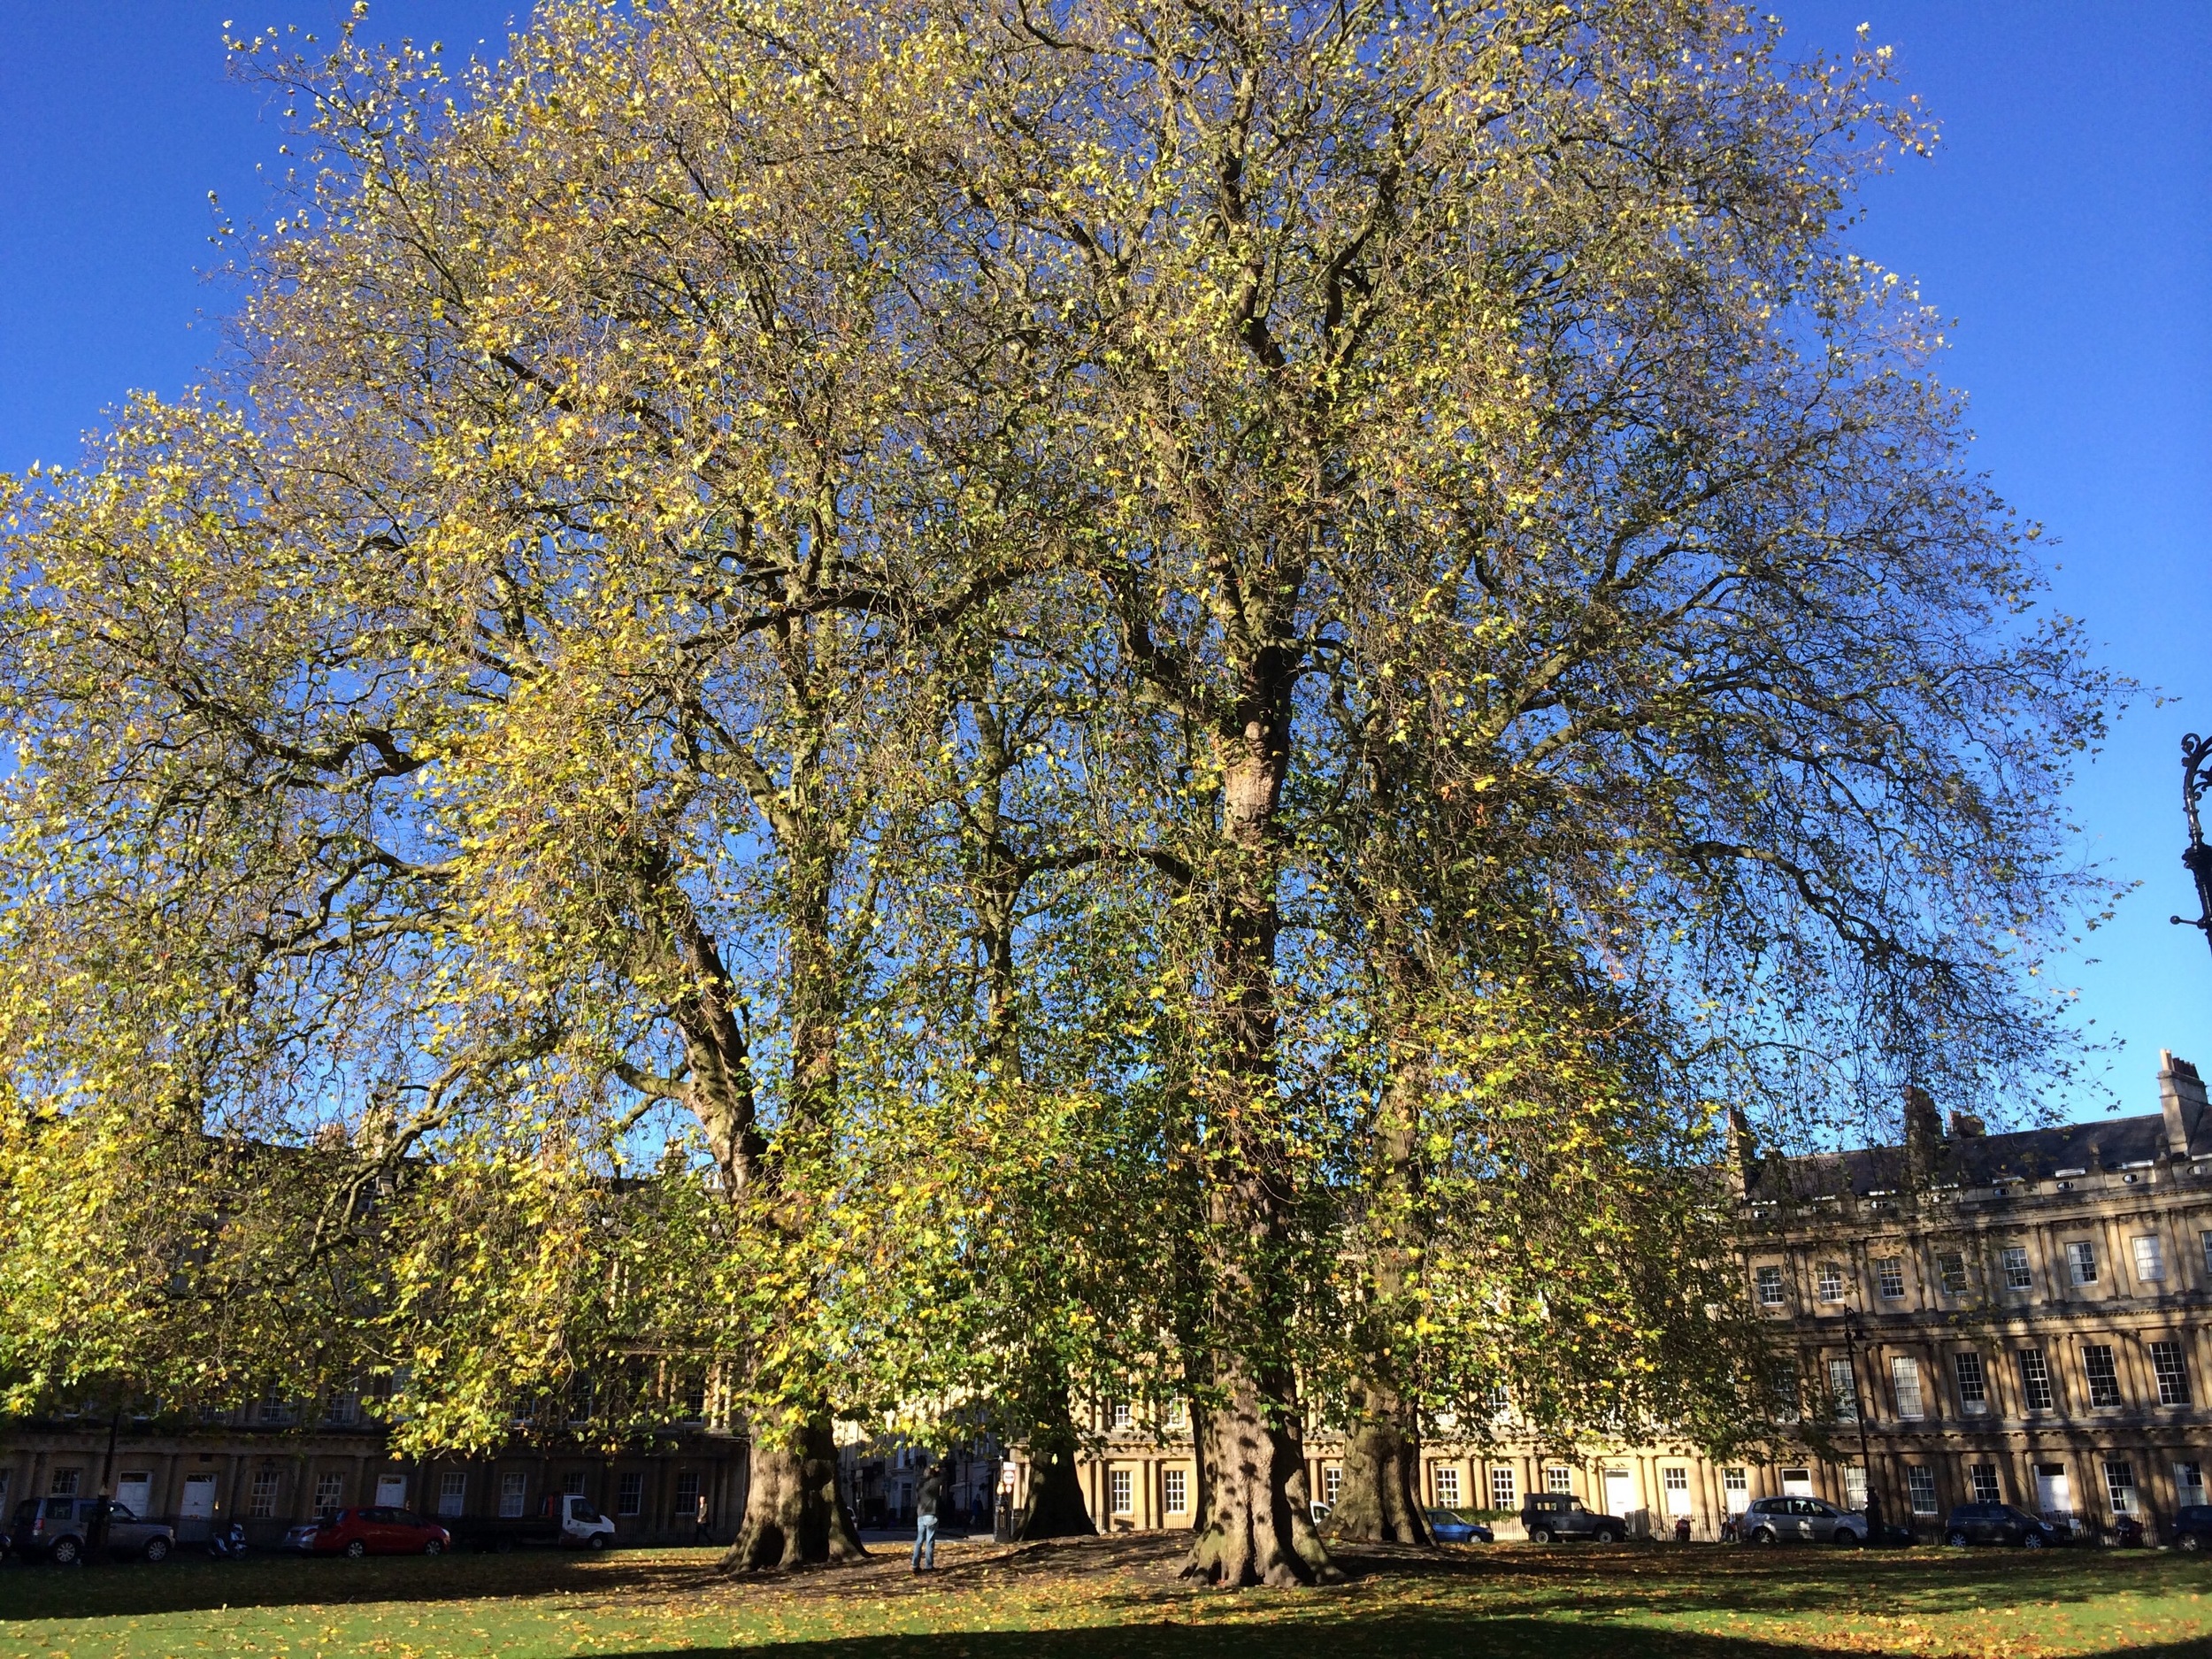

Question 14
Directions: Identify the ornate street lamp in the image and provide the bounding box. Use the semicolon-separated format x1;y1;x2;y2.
1841;1308;1884;1544
2174;733;2212;964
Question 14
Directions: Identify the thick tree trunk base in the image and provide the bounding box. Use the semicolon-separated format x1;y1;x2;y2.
1321;1406;1432;1548
1012;1445;1098;1541
1182;1394;1341;1587
720;1420;865;1571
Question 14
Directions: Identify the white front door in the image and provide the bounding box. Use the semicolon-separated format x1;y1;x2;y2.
2035;1465;2071;1517
179;1474;218;1540
1781;1468;1815;1497
115;1473;152;1517
1602;1469;1634;1519
375;1475;408;1508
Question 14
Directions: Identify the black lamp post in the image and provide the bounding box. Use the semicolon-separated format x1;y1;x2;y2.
1841;1308;1884;1544
2173;733;2212;962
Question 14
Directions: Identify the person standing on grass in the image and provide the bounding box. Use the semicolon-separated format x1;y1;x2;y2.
912;1461;944;1573
693;1491;713;1547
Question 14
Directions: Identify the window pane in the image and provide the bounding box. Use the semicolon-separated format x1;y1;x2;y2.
1816;1263;1845;1302
1876;1258;1906;1298
1432;1466;1461;1508
2083;1344;2122;1409
1906;1468;1938;1515
1891;1356;1924;1420
2018;1349;2055;1410
2152;1340;2193;1407
1969;1465;2001;1503
616;1473;642;1517
2066;1241;2098;1286
501;1473;528;1518
1108;1469;1133;1515
1163;1469;1188;1514
1828;1357;1859;1422
1954;1350;1987;1410
1491;1466;1517;1509
2132;1235;2166;1283
1546;1466;1574;1494
1755;1266;1786;1306
2103;1461;2138;1516
1936;1252;1969;1296
1323;1465;1341;1504
2000;1246;2032;1291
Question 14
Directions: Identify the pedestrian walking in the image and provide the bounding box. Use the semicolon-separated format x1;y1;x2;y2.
693;1491;714;1547
912;1462;943;1572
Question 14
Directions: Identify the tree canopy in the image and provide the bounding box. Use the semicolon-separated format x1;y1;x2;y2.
0;0;2116;1588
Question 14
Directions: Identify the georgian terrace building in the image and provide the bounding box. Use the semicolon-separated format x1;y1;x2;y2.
0;1380;749;1550
1036;1053;2212;1542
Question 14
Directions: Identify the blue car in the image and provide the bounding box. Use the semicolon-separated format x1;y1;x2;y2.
1426;1509;1494;1544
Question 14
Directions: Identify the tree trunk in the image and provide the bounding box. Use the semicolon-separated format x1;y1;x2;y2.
1179;720;1340;1586
1324;1381;1430;1545
1325;1026;1432;1546
1184;1362;1338;1586
1013;1446;1097;1540
722;1416;865;1570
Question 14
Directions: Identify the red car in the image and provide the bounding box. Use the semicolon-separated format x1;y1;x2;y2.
286;1506;451;1557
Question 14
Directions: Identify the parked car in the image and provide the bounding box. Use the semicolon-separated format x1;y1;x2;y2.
2174;1505;2212;1552
1942;1502;2070;1549
1425;1509;1494;1545
1740;1495;1866;1547
285;1507;452;1557
446;1494;618;1552
1518;1493;1625;1544
8;1497;175;1564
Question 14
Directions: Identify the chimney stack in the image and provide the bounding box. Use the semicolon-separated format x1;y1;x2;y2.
2159;1051;2208;1159
1904;1085;1944;1185
1724;1105;1759;1197
1947;1110;1985;1139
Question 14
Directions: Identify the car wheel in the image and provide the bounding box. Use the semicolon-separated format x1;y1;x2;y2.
1595;1527;1621;1544
423;1538;443;1556
1751;1527;1778;1546
588;1533;610;1550
1529;1526;1555;1545
2180;1533;2202;1552
1832;1529;1863;1548
1946;1530;1969;1548
49;1537;81;1567
2022;1533;2046;1550
344;1539;367;1559
143;1537;172;1563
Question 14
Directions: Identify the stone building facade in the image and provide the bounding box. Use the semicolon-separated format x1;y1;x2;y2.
0;1402;749;1548
1042;1053;2212;1543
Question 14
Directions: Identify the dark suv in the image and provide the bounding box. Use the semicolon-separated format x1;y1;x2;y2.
2172;1505;2212;1552
1943;1502;2070;1549
1518;1493;1625;1544
9;1497;176;1564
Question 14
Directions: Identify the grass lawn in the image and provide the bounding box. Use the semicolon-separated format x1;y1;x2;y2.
3;1535;2210;1659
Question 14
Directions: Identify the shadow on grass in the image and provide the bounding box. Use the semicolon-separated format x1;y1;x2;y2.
0;1548;708;1620
1;1534;2207;1646
580;1630;2212;1659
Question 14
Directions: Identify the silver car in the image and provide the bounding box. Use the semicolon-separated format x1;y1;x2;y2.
1742;1494;1866;1546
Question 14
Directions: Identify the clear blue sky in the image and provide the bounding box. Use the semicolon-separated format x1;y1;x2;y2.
3;4;2208;1118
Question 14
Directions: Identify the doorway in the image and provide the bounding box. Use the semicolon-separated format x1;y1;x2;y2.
374;1474;408;1509
2034;1463;2072;1519
179;1474;218;1542
1602;1468;1635;1520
